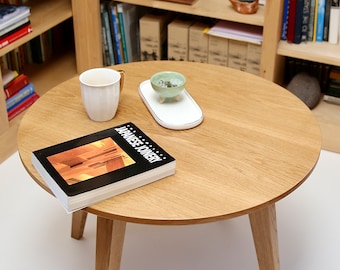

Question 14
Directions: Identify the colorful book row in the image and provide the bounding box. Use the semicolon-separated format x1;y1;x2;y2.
281;0;340;44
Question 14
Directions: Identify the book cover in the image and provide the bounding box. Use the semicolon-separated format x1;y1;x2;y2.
3;73;29;99
0;24;32;49
31;122;176;213
0;4;30;31
6;82;34;111
7;91;38;120
281;0;290;41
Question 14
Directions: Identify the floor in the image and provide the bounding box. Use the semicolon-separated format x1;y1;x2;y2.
0;149;339;270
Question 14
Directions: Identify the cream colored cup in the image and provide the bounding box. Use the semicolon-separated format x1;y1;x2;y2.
79;68;124;122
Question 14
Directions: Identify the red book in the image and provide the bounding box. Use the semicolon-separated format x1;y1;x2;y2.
7;92;39;120
0;24;32;49
3;73;30;99
287;0;297;43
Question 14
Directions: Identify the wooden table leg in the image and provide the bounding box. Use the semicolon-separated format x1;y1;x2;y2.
96;216;127;270
71;210;88;239
248;203;280;270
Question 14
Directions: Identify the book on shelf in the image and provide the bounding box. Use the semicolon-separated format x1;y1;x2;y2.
115;3;145;63
315;0;326;41
287;0;297;43
107;2;123;64
31;122;176;213
5;81;34;111
0;24;32;49
3;73;29;99
116;3;129;63
328;0;340;44
0;17;29;37
206;20;263;45
308;0;316;41
293;0;304;44
300;0;310;42
7;91;38;120
1;67;18;85
0;4;30;32
323;0;332;41
281;0;290;40
100;2;115;66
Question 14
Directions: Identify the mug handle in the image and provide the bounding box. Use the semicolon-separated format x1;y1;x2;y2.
117;69;125;92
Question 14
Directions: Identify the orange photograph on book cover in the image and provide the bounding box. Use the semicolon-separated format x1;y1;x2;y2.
46;138;135;185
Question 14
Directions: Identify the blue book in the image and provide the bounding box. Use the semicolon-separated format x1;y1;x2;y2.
6;82;35;111
108;3;123;64
316;0;326;41
281;0;290;40
101;3;115;65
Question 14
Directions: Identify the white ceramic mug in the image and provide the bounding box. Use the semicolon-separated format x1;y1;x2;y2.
79;68;124;122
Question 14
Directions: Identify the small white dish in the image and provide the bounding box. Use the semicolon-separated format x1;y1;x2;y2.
138;80;203;130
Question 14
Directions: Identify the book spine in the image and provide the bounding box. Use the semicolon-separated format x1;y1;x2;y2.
281;0;290;40
294;0;305;44
287;0;297;42
323;0;332;40
117;3;129;63
3;73;29;99
7;92;39;120
6;82;34;111
109;4;123;64
300;0;310;42
308;0;316;40
313;0;319;41
316;0;326;41
328;1;340;44
0;25;32;49
102;3;115;65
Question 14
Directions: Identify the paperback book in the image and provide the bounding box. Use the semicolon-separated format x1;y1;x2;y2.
31;122;176;213
0;4;30;31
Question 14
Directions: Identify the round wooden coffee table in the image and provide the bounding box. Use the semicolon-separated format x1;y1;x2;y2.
17;61;321;270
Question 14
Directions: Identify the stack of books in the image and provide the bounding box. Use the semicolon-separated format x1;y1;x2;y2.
0;2;31;49
2;68;39;120
324;67;340;104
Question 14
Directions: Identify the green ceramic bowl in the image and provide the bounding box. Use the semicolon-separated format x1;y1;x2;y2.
150;71;186;100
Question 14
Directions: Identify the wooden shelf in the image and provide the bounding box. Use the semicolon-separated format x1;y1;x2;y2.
278;40;340;66
0;0;72;57
119;0;265;26
0;49;77;163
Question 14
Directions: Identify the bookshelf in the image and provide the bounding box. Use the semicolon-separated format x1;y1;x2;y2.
0;0;76;162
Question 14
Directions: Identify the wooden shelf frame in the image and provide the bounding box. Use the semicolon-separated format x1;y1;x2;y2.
0;0;73;133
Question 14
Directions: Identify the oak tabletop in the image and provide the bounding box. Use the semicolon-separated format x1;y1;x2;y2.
17;61;321;225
